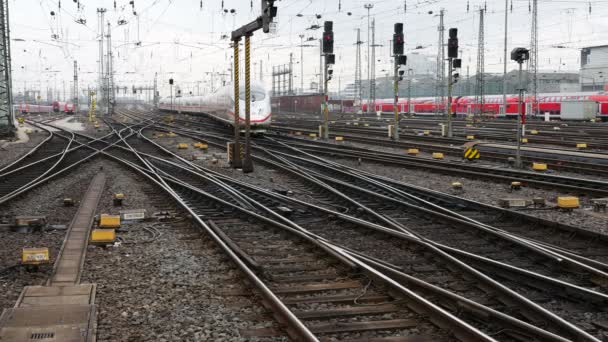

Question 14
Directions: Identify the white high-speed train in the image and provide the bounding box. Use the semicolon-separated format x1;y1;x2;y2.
158;82;271;132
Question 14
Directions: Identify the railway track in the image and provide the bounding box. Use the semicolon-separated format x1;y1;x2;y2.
114;109;601;340
36;107;604;340
261;134;608;196
81;116;501;341
272;115;608;150
142;112;608;197
268;124;608;175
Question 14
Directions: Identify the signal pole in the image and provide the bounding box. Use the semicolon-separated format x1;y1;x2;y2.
502;0;508;115
73;61;78;109
435;9;445;115
446;28;459;138
364;3;373;113
0;0;13;133
512;47;530;169
321;21;334;140
475;8;485;119
97;8;106;114
392;23;405;141
299;34;304;92
530;0;538;117
153;72;158;108
230;0;278;173
355;29;362;109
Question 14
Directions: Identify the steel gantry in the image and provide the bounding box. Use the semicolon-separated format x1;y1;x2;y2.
230;0;277;173
0;0;13;134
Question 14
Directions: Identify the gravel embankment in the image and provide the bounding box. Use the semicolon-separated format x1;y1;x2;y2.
0;131;49;169
0;158;105;310
80;159;286;341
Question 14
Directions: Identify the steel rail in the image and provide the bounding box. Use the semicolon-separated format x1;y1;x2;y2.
114;121;593;340
262;145;608;287
0;125;53;173
116;107;604;340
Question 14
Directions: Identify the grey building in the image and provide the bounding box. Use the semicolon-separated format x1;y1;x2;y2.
580;45;608;91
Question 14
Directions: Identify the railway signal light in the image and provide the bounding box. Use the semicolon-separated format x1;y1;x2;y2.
393;23;404;55
398;55;407;66
323;21;334;54
448;28;458;58
453;58;462;69
511;47;530;63
169;78;174;85
325;53;335;65
399;70;405;81
262;0;278;33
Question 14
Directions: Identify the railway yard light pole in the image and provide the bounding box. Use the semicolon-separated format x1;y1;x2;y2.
231;0;277;173
511;47;530;169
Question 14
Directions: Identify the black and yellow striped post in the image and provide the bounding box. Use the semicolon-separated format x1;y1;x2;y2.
243;34;254;173
232;38;242;168
464;147;481;161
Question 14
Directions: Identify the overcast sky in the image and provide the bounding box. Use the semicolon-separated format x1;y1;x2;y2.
10;0;608;98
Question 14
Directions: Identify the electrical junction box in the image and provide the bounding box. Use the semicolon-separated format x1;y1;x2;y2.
99;214;121;229
91;229;116;245
558;197;580;209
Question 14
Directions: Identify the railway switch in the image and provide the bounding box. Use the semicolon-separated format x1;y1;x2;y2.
178;143;189;149
432;153;445;160
91;229;116;245
576;143;587;149
335;136;344;142
530;130;539;135
407;148;420;156
521;138;528;144
423;130;431;136
309;133;317;139
22;247;50;266
466;135;475;140
558;197;580;210
99;214;121;229
168;132;177;137
532;163;548;171
114;193;125;206
63;198;75;207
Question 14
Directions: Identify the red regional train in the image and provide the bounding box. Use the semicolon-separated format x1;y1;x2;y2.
362;92;608;120
50;101;77;114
